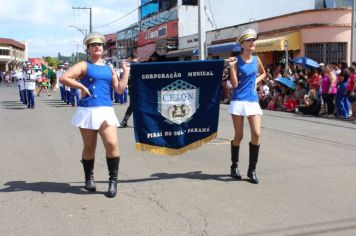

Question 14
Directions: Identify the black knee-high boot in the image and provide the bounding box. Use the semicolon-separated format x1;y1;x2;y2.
81;159;96;192
247;142;260;184
230;141;242;179
106;157;120;198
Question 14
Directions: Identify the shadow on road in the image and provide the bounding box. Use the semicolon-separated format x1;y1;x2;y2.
116;171;253;183
68;171;253;184
0;172;256;195
0;101;27;110
41;100;72;107
0;181;104;195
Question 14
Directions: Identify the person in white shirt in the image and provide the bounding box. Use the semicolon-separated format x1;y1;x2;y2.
56;64;67;101
63;62;71;104
16;66;26;103
24;62;39;109
263;83;270;97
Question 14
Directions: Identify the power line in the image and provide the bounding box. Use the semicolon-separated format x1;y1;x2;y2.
72;6;92;33
206;0;217;29
95;7;139;29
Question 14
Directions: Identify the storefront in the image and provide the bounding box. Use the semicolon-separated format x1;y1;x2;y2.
169;8;355;65
137;20;178;61
255;31;301;65
257;8;355;65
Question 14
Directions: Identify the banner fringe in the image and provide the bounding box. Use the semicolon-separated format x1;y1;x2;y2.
135;132;218;156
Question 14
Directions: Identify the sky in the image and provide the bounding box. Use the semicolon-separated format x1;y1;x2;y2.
0;0;139;58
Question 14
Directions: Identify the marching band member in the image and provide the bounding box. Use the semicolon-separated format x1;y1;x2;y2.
24;61;39;109
60;32;130;198
63;62;71;104
16;65;26;103
56;64;67;101
228;29;266;184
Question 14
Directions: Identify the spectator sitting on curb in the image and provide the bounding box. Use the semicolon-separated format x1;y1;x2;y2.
297;88;321;116
284;95;297;112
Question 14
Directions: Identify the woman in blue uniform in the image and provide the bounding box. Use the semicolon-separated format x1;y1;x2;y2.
60;32;129;197
228;29;266;184
335;69;350;118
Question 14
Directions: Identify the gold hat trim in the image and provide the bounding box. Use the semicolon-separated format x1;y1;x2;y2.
239;34;257;43
83;32;106;45
86;37;104;45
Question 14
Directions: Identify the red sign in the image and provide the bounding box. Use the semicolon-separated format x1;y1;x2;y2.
138;20;178;46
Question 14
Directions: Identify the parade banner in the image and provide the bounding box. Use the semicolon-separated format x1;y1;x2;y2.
131;60;225;156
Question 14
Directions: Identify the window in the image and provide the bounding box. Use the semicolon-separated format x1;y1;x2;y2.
325;42;347;63
305;43;324;63
0;49;10;56
305;42;347;64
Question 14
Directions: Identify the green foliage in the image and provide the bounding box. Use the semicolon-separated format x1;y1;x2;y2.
45;51;87;67
44;56;60;69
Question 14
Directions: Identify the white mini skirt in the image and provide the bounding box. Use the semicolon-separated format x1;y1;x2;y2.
71;106;119;130
228;101;263;117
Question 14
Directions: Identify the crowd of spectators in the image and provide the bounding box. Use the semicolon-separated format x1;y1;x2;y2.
0;71;17;86
221;61;356;121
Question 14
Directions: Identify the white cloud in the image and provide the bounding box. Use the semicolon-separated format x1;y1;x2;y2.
0;0;139;57
27;35;86;57
0;0;71;26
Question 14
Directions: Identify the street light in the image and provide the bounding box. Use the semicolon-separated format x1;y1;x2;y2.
68;25;87;36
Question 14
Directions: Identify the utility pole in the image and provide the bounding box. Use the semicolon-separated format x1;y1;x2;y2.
351;0;355;65
72;6;92;33
198;0;206;60
284;40;289;75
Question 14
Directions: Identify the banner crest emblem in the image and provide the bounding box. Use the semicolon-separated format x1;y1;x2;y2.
158;80;199;124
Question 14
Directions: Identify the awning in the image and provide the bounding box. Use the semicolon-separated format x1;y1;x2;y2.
166;42;241;58
192;42;241;56
166;48;195;58
255;32;300;53
137;43;156;61
207;42;241;54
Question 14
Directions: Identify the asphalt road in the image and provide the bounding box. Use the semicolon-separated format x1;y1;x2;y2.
1;84;356;236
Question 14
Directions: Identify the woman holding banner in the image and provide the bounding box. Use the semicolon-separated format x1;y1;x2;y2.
60;32;130;198
228;28;266;184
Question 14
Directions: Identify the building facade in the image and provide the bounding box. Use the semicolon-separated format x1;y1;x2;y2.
113;0;355;65
256;8;355;66
0;38;26;72
116;23;139;61
202;7;355;66
103;33;118;67
136;0;179;61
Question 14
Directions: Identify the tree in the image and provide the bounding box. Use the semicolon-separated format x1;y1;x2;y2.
78;52;88;61
57;52;62;61
44;57;60;69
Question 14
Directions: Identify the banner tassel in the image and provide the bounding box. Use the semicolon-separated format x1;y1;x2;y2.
135;132;218;156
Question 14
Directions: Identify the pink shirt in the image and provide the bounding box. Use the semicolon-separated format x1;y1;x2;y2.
321;75;337;94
